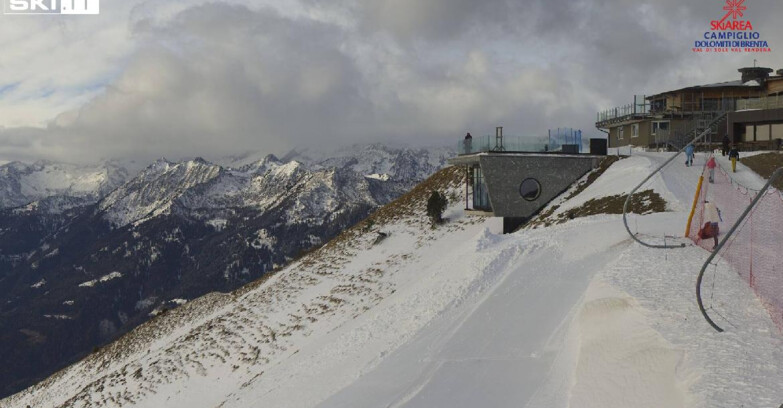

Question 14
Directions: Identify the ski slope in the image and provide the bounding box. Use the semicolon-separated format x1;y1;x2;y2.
233;151;780;408
314;221;627;408
4;153;783;407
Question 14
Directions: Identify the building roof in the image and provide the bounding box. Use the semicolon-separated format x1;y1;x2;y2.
649;79;764;98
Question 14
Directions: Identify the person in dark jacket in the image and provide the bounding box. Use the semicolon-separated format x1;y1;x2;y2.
722;135;730;156
463;133;473;154
728;146;740;172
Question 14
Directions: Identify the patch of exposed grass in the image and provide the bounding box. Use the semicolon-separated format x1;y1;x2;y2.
740;152;783;190
533;189;667;227
528;156;622;229
317;166;464;250
565;189;667;218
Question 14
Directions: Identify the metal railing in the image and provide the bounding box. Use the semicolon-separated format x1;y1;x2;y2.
648;95;739;116
597;95;651;123
737;95;783;111
457;135;551;155
599;94;746;125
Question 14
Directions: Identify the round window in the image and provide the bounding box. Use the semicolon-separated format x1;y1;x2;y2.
519;178;541;201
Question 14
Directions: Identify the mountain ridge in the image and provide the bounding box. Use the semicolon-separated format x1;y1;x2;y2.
0;144;454;399
0;165;466;408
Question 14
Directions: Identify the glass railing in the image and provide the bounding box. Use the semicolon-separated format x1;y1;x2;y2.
737;96;783;111
457;134;582;155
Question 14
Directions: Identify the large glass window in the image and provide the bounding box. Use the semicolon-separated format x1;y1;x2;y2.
472;167;491;211
757;124;771;141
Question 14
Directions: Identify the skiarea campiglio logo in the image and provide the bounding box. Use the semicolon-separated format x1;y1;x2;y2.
693;0;771;53
3;0;99;14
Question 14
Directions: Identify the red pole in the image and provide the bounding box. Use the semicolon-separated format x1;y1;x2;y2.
749;195;754;288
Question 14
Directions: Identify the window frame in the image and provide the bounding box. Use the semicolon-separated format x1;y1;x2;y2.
519;178;542;202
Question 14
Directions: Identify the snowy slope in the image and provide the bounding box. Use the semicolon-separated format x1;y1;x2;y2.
218;144;453;184
0;160;132;211
97;156;381;228
279;143;453;183
4;153;783;407
98;145;452;228
98;158;223;227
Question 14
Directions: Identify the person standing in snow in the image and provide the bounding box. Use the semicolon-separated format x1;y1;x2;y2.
701;201;722;249
706;156;717;183
684;144;695;167
728;146;740;173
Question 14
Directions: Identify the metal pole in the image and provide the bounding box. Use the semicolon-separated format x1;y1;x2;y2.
622;112;727;249
465;166;469;210
696;167;783;332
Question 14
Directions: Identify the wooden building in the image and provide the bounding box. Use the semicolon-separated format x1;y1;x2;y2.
596;67;783;150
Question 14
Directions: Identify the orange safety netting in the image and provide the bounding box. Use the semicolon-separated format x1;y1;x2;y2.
689;160;783;330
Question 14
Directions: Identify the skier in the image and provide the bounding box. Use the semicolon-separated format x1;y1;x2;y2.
684;144;695;167
706;156;716;183
700;200;722;249
728;145;740;173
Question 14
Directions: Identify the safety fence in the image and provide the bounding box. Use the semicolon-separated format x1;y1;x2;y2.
689;161;783;331
456;133;584;155
456;135;548;155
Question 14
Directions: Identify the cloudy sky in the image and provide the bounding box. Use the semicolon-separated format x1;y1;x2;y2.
0;0;781;163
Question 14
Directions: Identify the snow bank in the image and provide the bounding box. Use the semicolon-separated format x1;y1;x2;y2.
567;281;694;408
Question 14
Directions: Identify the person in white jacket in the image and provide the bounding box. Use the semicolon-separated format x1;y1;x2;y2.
703;201;722;249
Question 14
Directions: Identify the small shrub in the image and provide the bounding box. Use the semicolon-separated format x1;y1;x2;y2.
426;191;447;225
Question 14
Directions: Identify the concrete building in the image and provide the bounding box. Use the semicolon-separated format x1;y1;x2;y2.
448;136;606;233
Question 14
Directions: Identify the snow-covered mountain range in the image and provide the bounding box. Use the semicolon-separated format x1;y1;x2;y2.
0;144;453;399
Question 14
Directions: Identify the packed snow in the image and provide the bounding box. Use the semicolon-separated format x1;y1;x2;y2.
4;152;783;408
